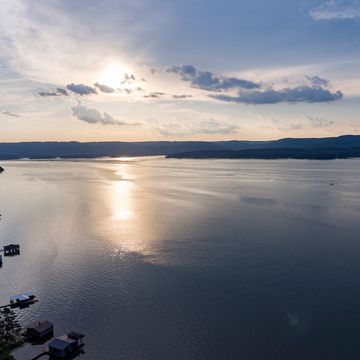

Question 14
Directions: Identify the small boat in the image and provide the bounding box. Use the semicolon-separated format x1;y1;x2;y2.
10;292;36;307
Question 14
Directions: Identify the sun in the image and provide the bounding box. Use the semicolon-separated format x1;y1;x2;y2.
99;63;131;88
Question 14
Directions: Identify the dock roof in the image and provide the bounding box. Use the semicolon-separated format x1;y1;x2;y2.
10;292;34;302
26;320;53;332
49;338;73;351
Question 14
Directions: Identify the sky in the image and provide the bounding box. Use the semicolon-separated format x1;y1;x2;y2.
0;0;359;142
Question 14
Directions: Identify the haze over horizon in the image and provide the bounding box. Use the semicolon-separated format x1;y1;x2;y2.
1;0;359;142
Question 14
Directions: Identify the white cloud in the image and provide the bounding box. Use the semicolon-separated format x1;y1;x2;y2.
310;0;360;20
71;102;139;126
148;117;238;136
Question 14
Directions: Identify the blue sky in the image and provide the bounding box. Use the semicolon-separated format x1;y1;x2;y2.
0;0;359;141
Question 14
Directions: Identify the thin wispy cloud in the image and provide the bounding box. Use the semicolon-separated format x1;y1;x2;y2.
310;0;360;20
144;92;166;98
305;114;335;128
2;110;20;117
173;94;192;99
150;118;238;136
39;91;58;97
306;75;330;88
271;118;303;132
94;83;116;93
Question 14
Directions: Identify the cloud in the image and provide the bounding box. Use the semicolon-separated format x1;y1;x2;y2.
310;0;360;20
306;75;330;88
66;83;97;95
144;92;166;98
271;118;303;131
150;118;238;136
167;65;260;91
209;86;343;104
122;73;136;82
39;91;58;97
71;102;139;126
2;110;20;117
305;114;335;128
173;94;193;99
94;82;115;93
56;88;68;96
39;88;69;96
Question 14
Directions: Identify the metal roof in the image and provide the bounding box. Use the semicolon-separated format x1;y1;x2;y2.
10;292;34;302
26;320;53;333
49;338;72;351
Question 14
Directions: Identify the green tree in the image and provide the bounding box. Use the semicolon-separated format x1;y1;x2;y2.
0;308;21;359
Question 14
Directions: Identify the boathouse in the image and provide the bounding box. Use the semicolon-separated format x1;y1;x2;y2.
4;244;20;256
48;332;84;358
24;320;54;339
10;292;35;305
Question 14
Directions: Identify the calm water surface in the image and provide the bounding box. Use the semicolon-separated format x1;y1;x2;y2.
1;157;360;359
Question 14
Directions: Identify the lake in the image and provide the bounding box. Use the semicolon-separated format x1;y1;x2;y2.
1;157;360;360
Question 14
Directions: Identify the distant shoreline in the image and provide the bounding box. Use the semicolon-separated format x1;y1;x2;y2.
1;135;360;160
166;148;360;160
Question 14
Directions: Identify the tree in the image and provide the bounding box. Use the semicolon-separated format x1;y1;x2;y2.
0;308;21;359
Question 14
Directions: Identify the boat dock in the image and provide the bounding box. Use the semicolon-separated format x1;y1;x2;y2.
0;299;38;309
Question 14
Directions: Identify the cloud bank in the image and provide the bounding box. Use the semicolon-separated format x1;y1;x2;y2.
209;85;343;105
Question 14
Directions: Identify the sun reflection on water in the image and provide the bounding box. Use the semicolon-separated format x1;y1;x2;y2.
112;168;133;221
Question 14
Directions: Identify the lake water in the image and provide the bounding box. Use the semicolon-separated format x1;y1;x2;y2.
1;157;360;360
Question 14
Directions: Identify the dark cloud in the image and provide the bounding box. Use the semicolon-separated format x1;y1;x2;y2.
39;88;69;97
66;83;97;95
56;88;68;96
2;110;20;117
167;64;260;91
71;102;140;126
39;91;58;97
173;94;193;99
306;114;335;128
210;86;343;104
306;75;329;88
144;92;166;98
94;82;116;93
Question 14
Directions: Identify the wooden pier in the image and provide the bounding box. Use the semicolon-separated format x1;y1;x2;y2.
29;349;49;360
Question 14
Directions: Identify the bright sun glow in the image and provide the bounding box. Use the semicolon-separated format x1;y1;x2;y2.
100;63;132;88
